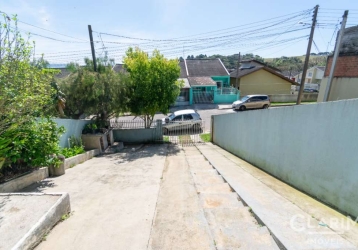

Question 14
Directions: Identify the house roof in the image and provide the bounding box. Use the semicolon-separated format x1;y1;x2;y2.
188;77;217;86
113;64;127;73
184;59;229;77
281;70;300;78
178;78;191;88
230;62;299;86
53;68;72;79
240;59;281;72
316;66;325;71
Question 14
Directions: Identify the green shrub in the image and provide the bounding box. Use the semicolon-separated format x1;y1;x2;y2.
2;118;65;168
60;146;85;158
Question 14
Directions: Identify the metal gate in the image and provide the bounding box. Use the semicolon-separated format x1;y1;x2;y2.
109;119;207;146
162;120;206;146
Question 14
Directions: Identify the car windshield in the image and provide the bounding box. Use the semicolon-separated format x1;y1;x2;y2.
168;113;176;120
240;96;250;102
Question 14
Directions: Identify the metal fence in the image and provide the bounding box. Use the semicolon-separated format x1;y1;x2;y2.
111;119;206;146
110;119;157;129
216;87;238;95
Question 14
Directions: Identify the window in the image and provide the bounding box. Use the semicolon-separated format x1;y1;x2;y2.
172;115;182;121
183;114;193;121
259;96;268;100
308;72;312;77
216;81;222;88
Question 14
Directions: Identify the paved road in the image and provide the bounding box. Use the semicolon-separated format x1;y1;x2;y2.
114;107;236;132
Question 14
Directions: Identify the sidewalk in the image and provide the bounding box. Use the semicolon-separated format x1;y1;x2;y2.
196;143;358;249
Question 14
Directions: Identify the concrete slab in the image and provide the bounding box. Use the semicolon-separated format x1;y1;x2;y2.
197;144;357;249
22;144;169;250
196;183;233;194
204;207;280;250
200;193;243;209
0;192;70;250
148;146;215;250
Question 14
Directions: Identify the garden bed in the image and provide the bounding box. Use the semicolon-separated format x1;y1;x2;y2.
64;149;100;169
0;167;49;193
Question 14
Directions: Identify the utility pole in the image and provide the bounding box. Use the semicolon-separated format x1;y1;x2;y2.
323;10;349;102
88;25;97;72
296;5;319;104
235;52;241;90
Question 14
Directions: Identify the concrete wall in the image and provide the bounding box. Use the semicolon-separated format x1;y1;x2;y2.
318;77;358;102
54;119;93;148
113;127;163;143
269;93;318;103
235;69;292;96
212;98;358;217
0;167;48;192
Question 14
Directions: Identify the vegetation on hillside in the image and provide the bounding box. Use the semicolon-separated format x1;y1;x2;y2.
181;53;328;74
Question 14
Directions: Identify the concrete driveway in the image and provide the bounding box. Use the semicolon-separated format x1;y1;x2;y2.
22;144;170;250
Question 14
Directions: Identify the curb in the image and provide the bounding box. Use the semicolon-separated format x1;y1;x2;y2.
6;192;71;250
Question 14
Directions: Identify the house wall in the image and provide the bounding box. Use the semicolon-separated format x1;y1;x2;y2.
233;69;292;96
211;76;230;86
324;55;358;77
318;77;358;102
212;98;358;217
54;119;93;148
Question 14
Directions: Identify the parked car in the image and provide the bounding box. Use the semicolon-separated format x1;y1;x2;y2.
162;109;202;133
303;88;319;93
232;95;270;111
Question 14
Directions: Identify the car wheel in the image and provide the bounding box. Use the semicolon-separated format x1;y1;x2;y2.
239;106;246;111
263;104;269;109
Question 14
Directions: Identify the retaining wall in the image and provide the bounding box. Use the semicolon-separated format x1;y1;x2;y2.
268;93;318;103
0;167;48;193
212;98;358;217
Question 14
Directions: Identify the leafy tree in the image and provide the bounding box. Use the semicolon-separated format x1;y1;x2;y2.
0;14;61;172
123;47;183;128
60;58;127;126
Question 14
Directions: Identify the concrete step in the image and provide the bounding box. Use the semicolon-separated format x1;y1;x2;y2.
200;193;242;209
191;169;218;175
204;207;279;250
193;173;225;187
196;144;357;249
196;183;233;194
188;162;214;171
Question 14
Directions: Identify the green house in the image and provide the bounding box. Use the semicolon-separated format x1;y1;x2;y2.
175;59;239;106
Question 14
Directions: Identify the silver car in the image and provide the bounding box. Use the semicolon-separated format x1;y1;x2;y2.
232;95;271;111
162;109;202;133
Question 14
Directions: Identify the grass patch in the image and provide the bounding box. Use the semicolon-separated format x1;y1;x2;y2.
179;135;192;143
163;136;170;143
200;133;211;142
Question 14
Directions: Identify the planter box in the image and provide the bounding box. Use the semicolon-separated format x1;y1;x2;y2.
81;134;108;152
64;149;100;169
0;167;49;193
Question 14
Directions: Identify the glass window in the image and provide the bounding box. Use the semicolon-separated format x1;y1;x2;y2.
183;114;193;120
172;115;182;121
240;96;250;102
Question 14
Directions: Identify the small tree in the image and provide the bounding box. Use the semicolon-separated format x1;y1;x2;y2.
60;58;127;125
123;47;183;128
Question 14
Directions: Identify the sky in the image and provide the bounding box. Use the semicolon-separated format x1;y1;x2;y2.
1;0;358;65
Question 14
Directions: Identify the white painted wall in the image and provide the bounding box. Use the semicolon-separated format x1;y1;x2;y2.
54;119;93;148
212;99;358;217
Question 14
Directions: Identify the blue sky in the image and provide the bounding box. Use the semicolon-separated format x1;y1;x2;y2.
1;0;358;64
